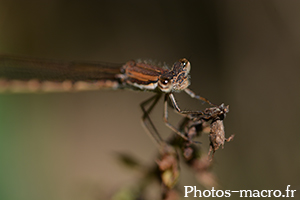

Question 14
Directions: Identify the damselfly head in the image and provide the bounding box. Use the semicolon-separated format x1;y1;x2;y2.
158;58;191;93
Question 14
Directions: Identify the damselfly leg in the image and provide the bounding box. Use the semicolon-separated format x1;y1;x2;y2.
163;92;216;143
140;93;163;146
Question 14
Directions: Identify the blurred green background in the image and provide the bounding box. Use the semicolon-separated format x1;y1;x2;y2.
0;1;299;199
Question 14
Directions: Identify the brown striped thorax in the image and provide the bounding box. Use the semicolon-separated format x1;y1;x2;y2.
120;58;191;93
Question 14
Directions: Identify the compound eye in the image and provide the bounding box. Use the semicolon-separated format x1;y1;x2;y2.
179;58;189;68
158;76;172;92
178;58;191;74
161;78;170;85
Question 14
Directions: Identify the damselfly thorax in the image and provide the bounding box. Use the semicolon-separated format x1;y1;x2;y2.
119;58;191;92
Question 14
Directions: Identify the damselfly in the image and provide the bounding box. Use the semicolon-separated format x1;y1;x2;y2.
0;54;217;146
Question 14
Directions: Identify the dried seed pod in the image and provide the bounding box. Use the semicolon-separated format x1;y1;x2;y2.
208;118;234;159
